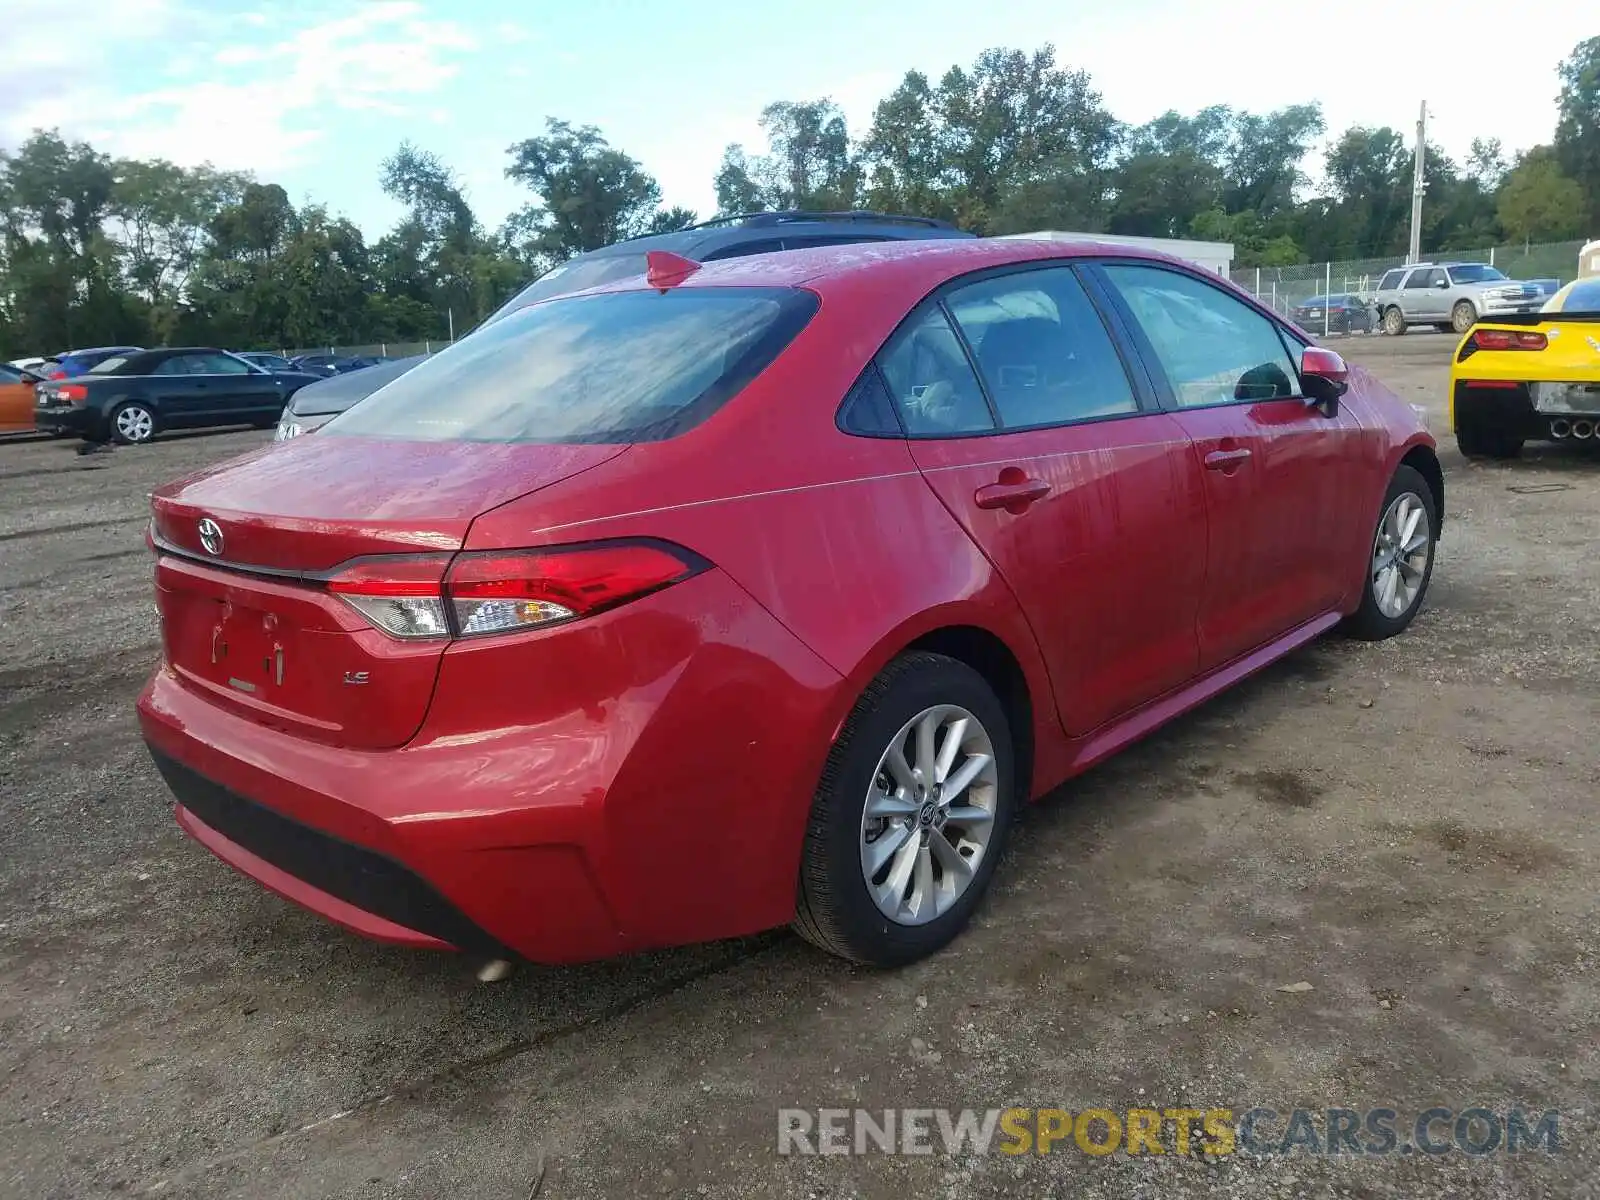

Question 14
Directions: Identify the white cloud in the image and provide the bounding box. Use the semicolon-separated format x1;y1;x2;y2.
2;1;477;174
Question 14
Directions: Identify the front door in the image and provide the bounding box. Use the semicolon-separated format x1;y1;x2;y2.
878;266;1208;736
1096;262;1362;670
1402;267;1446;322
175;352;281;420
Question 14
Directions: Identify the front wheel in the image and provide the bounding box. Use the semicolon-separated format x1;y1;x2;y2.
1382;307;1406;336
794;652;1017;966
1344;465;1438;641
109;402;157;445
1451;300;1477;334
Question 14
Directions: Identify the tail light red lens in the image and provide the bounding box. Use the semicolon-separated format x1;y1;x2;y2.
59;384;88;404
1470;329;1547;351
447;542;704;636
323;541;705;640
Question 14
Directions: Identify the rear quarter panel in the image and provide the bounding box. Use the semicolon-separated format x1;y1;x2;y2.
464;271;1067;796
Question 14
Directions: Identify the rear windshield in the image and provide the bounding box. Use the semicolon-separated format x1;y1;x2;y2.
325;286;818;444
90;356;131;374
481;253;650;328
1447;264;1506;283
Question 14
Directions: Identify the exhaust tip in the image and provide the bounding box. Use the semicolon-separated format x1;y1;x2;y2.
1551;419;1572;439
1573;420;1594;440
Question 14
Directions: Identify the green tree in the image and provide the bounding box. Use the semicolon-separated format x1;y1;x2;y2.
1555;35;1600;230
1497;146;1587;244
504;119;664;260
109;159;248;339
722;100;861;211
713;146;766;216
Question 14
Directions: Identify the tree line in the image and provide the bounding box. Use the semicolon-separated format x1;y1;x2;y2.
2;36;1596;359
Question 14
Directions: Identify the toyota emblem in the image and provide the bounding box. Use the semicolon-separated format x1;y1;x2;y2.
197;518;224;556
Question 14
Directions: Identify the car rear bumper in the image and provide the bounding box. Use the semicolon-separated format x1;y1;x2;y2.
34;405;99;436
137;569;845;963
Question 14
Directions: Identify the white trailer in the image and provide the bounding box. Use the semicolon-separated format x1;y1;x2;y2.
996;230;1234;277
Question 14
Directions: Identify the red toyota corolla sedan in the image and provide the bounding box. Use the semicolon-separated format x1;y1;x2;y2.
137;238;1442;968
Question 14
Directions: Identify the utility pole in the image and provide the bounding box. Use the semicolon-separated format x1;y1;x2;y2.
1407;99;1428;264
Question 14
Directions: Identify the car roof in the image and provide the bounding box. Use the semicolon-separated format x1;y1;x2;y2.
63;345;141;357
580;210;972;261
584;236;1199;300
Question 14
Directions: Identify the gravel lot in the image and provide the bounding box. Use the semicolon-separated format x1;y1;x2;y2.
2;334;1598;1199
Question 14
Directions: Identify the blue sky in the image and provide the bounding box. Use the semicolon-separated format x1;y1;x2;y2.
6;0;1590;239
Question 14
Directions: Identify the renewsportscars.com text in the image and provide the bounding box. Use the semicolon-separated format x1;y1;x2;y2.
777;1106;1563;1158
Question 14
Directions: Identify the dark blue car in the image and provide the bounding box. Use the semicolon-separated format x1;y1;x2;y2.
42;345;144;380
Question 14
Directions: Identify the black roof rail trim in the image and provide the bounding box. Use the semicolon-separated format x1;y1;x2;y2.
685;209;960;232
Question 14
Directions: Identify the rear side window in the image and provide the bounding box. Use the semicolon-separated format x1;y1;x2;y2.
1104;264;1298;408
701;239;787;260
945;267;1137;428
326;287;818;444
877;305;994;437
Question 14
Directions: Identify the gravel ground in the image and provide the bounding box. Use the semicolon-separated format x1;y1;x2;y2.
2;334;1598;1199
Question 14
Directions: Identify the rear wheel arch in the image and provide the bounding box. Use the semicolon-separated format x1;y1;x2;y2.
1399;444;1444;534
903;625;1035;804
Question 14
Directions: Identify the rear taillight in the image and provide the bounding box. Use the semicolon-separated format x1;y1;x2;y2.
324;541;705;641
1469;329;1547;351
59;384;88;404
326;556;451;640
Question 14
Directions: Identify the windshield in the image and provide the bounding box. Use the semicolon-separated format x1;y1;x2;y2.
326;286;817;444
1551;280;1600;312
1448;264;1507;283
480;254;649;329
91;356;131;374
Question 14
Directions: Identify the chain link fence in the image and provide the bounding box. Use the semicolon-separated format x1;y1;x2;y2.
262;340;443;361
1231;239;1588;334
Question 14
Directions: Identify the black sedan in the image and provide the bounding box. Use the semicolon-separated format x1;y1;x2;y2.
288;353;386;377
1290;294;1374;335
33;348;321;445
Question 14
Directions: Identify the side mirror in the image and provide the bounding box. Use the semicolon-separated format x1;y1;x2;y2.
19;371;40;385
1434;279;1450;289
1300;346;1348;417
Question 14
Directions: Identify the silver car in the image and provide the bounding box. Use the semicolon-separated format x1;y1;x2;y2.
1372;262;1553;336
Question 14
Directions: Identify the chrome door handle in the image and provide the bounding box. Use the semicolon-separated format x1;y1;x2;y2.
1203;447;1252;470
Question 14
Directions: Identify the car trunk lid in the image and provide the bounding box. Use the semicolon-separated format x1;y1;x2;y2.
150;436;626;749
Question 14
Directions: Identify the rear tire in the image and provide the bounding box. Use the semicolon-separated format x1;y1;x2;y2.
109;402;157;445
1451;300;1477;334
794;652;1017;966
1344;465;1438;641
1455;403;1523;460
1382;307;1406;336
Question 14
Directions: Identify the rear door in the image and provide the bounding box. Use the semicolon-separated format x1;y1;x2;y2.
1402;268;1445;321
1095;262;1366;670
884;265;1208;735
138;354;209;424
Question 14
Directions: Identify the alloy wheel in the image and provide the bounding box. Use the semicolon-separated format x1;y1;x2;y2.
1371;491;1432;619
859;704;998;926
115;405;154;443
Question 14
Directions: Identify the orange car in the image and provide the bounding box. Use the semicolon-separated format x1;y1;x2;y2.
0;362;38;434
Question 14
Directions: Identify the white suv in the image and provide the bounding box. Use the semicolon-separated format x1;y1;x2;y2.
1372;262;1553;336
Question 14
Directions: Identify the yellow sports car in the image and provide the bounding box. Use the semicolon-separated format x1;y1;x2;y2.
1450;276;1600;458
